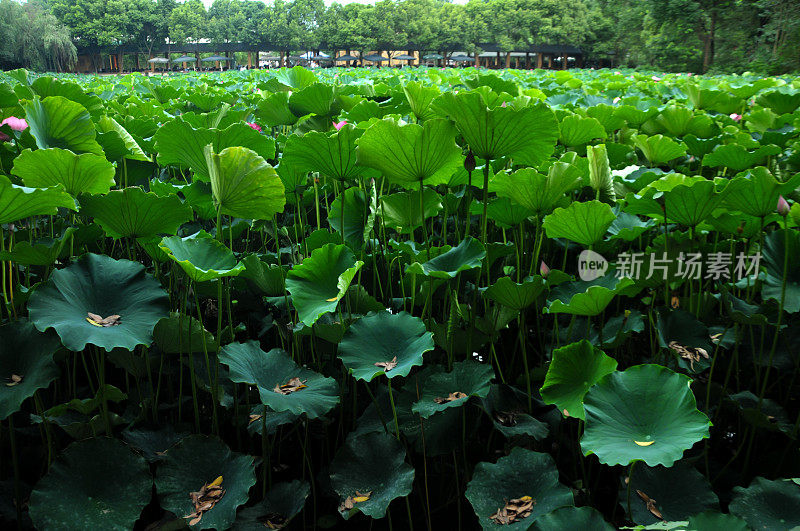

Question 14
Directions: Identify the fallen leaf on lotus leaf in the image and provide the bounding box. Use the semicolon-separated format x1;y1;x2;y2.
489;495;536;525
636;489;663;520
185;475;226;526
249;413;263;424
434;391;468;404
494;410;519;427
86;312;122;327
374;356;398;372
634;440;655;446
262;512;287;529
668;340;708;371
273;377;308;395
5;374;22;387
338;490;372;512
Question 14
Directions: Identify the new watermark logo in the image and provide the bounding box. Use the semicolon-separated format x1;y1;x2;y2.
577;251;761;282
578;250;609;281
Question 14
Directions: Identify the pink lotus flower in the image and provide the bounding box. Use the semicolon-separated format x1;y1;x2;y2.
1;116;27;131
332;120;347;131
246;122;262;133
501;101;507;108
729;113;742;122
614;71;621;75
651;75;662;82
612;97;622;104
687;73;693;77
777;195;790;217
540;261;550;277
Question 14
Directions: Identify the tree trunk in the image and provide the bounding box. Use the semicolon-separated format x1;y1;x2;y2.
118;52;124;74
536;52;543;69
562;53;568;70
279;51;285;68
702;1;717;72
505;52;511;68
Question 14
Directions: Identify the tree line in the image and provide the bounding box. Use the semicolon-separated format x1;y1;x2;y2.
1;0;798;74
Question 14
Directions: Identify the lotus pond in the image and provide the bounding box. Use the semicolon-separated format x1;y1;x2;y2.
1;66;800;530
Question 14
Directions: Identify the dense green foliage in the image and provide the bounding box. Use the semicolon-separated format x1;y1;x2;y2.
1;65;800;529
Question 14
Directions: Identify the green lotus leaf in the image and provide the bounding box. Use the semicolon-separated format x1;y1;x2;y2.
0;227;75;266
543;200;615;246
159;231;245;283
0;81;18;107
476;196;533;227
530;506;614;530
12;148;115;196
153;312;217;354
633;134;687;166
255;91;297;126
655;308;714;373
411;360;493;418
122;425;189;463
0;175;77;224
702;143;781;171
433;91;559;165
0;320;60;420
756;88;800;114
96;115;148;161
81;187;193;239
219;341;339;418
686;511;749;531
29;438;151;531
283;123;364;181
245;405;299;436
730;390;794;436
288;82;337;117
581;364;711;466
762;229;800;313
406;237;486;278
493;167;580;218
646;105;716;138
155;435;256;530
729;477;800;530
725;167;800;218
540;340;618;420
234;480;309;530
484;275;546;310
659;177;730;227
24;96;103;155
356;117;461;188
614;104;659;128
329;432;415;520
587;143;615;202
285;243;364;326
403;80;440;121
338;311;433;381
546;274;634;316
150;179;215;220
154;118;276;179
329;187;373;249
620;461;718;524
28;253;169;351
240;255;286;296
380;189;443;233
30;76;104;117
481;384;549;439
465;447;573;530
559;114;606;147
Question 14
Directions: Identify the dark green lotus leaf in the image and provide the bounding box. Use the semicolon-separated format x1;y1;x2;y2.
559;114;606;147
154;118;276;179
29;438;151;531
433;91;559;166
481;384;549;440
245;404;299;436
12;148;115;196
24;96;103;155
240;255;286;296
724;167;800;218
338;311;433;381
205;145;285;221
406;237;485;279
581;364;711;466
329;187;374;249
475;196;533;228
0;175;76;224
219;341;339;418
0;227;75;266
686;511;749;531
155;435;256;530
356;117;461;188
607;210;654;241
380;188;443;233
702;143;781;171
329;432;415;520
234;480;309;530
150;178;215;219
465;447;573;530
81;187;193;239
153;312;217;354
122;425;189;463
36;384;126;439
729;477;800;530
620;461;718;524
543;200;615;246
285;243;364;326
283;123;364;181
540;340;618;420
656;308;714;373
484;275;546;311
160;230;245;282
0;320;60;420
412;360;493;418
762;229;800;313
656;176;730;227
493;167;581;218
729;391;794;436
28;253;169;351
531;506;614;530
546;274;635;316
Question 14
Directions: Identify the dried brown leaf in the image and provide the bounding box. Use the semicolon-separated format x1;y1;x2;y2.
273;377;308;395
5;374;22;387
374;356;398;372
433;391;468;404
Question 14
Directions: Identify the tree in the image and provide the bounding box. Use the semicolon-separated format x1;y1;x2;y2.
169;0;207;45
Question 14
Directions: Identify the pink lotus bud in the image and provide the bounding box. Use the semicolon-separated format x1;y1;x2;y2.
333;120;347;131
540;261;550;277
1;117;27;132
614;71;621;75
729;113;742;122
612;97;621;104
777;195;790;217
501;101;507;108
687;73;693;77
246;122;262;133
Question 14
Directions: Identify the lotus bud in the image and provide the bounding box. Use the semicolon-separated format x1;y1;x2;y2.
464;150;476;172
729;113;742;122
777;195;790;217
540;261;550;277
246;122;262;133
1;117;27;132
333;120;347;131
